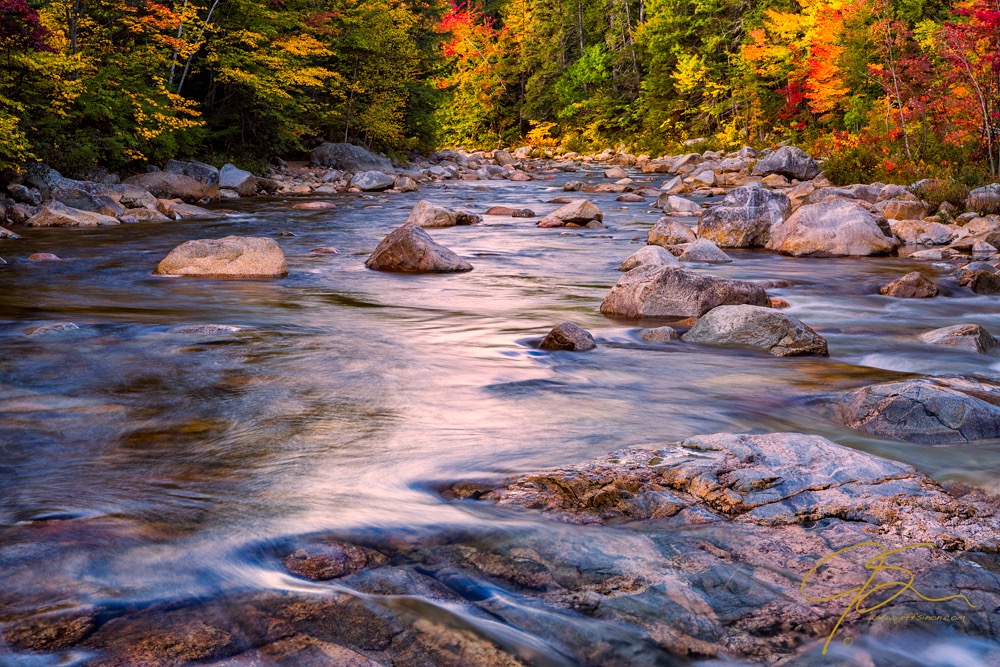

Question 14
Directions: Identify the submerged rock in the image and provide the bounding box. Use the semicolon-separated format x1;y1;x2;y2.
365;222;473;273
920;324;999;354
599;265;770;319
682;305;828;356
484;206;535;217
827;375;1000;444
539;322;596;351
154;236;288;278
638;326;679;343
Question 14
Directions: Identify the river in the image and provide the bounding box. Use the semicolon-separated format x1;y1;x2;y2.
1;166;998;665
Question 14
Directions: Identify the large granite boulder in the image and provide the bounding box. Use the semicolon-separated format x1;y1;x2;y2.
24;201;120;227
751;146;821;181
406;200;481;228
124;172;219;203
164;160;219;187
153;236;287;278
682;305;828;356
827;375;1000;444
698;182;791;248
967;183;1000;214
350;171;395;192
218;164;257;196
365;222;473;273
599;265;770;319
767;199;896;256
310;142;394;173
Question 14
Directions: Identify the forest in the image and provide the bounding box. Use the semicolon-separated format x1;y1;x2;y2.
2;0;1000;187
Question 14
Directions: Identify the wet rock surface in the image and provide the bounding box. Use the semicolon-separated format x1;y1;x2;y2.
826;375;1000;444
920;324;999;354
682;305;829;357
879;271;939;298
365;222;473;273
538;322;596;351
600;266;770;319
154;236;288;278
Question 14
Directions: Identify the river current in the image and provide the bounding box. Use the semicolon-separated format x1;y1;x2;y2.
1;167;998;665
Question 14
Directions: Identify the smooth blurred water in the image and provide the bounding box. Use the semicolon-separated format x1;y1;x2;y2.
1;168;998;664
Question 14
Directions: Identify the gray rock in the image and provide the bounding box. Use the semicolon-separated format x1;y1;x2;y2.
539;322;596;351
967;183;1000;214
920;324;999;354
958;268;1000;294
678;238;732;264
123;172;218;203
682;305;828;356
406;200;481;228
617;245;679;271
751;146;820;181
163;160;219;186
365;222;473;273
658;195;701;215
493;149;514;167
218;164;256;196
25;202;120;227
350;171;395;192
0;225;21;239
154;236;288;278
767;199;896;256
698;182;791;248
599;265;770;319
562;180;584;192
828;375;1000;444
7;184;41;205
311;143;394;173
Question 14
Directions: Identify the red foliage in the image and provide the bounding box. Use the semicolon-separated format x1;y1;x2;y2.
0;0;52;53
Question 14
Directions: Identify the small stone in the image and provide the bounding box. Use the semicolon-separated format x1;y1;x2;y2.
292;201;337;210
27;253;61;261
25;322;80;336
484;206;535;217
310;247;339;254
539;322;596;351
639;327;679;343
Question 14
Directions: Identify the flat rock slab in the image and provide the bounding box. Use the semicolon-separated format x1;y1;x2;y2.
25;202;119;227
365;222;473;273
154;236;288;278
600;265;770;319
826;375;1000;444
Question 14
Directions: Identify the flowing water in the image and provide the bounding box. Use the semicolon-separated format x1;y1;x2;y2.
1;168;999;665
